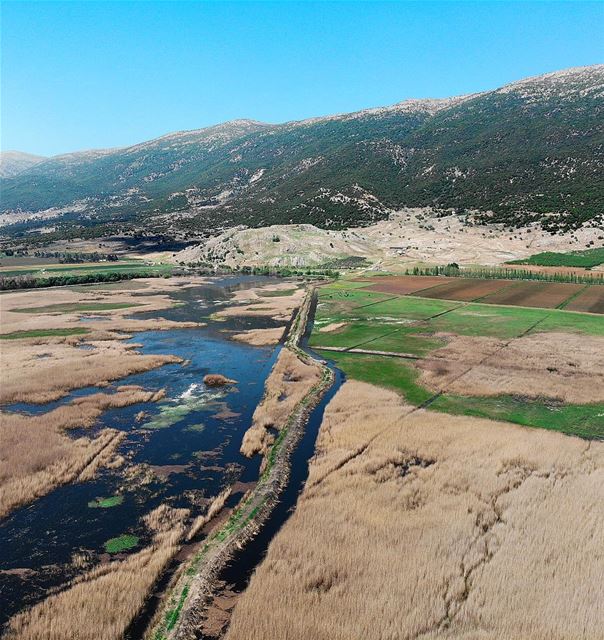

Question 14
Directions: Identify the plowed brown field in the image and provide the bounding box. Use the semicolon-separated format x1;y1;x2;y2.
358;275;603;312
472;281;584;309
359;275;445;295
563;285;604;314
418;278;512;301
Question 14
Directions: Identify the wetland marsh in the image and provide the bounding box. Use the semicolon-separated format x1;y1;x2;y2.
0;275;308;637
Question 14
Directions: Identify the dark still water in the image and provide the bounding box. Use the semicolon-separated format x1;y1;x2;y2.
0;276;289;629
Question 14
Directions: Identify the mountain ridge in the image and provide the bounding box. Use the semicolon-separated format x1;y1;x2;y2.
2;64;603;239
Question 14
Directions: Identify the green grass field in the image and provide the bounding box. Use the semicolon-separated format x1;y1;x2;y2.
313;280;604;439
311;322;444;354
508;247;604;269
12;302;141;314
0;260;174;278
258;288;299;297
429;303;548;338
430;394;604;440
0;327;90;340
317;351;433;405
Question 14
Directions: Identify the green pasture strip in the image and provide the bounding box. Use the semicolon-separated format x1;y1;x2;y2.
12;302;142;314
428;303;549;338
363;329;446;356
430;395;604;440
533;308;604;336
0;261;146;276
310;322;444;356
319;280;374;290
314;294;394;324
318;351;433;406
0;327;90;340
508;247;604;269
318;286;394;308
72;280;150;291
353;295;461;321
309;321;399;349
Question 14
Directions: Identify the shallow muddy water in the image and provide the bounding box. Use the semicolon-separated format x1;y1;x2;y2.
0;276;291;630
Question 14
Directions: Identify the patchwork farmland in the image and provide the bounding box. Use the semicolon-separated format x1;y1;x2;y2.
311;276;604;440
356;275;604;312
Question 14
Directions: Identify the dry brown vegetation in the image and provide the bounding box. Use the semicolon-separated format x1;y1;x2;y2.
0;339;180;404
317;321;348;333
0;279;202;520
0;278;209;405
230;326;286;346
203;374;237;387
417;331;604;403
187;487;233;541
226;381;604;640
0;386;164;518
216;283;304;322
6;504;188;640
240;348;322;458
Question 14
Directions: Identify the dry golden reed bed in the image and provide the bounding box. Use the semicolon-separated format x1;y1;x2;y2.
230;326;286;346
240;348;322;458
0;279;206;518
226;381;604;640
417;331;604;404
0;386;164;518
6;505;188;640
216;282;304;322
1;339;180;404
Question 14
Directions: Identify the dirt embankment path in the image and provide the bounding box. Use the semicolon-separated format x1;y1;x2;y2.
147;286;335;640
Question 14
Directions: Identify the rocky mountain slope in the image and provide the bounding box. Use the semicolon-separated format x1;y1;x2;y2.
2;65;603;239
0;151;45;178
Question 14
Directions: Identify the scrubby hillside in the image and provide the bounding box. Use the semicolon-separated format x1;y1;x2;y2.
2;65;603;239
0;151;45;178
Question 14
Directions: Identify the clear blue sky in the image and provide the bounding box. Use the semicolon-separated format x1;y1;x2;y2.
2;1;602;156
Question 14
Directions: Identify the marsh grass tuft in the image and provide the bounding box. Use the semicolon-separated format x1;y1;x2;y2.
88;495;124;509
104;534;139;553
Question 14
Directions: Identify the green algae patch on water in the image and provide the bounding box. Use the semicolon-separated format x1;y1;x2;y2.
104;534;139;553
184;423;205;433
88;495;124;509
143;402;193;429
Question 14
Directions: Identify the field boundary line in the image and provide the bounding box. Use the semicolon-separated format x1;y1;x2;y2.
344;326;406;351
556;284;590;310
471;280;521;303
353;294;401;310
315;346;421;360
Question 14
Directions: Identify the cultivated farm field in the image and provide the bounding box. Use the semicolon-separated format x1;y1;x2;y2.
310;276;604;439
